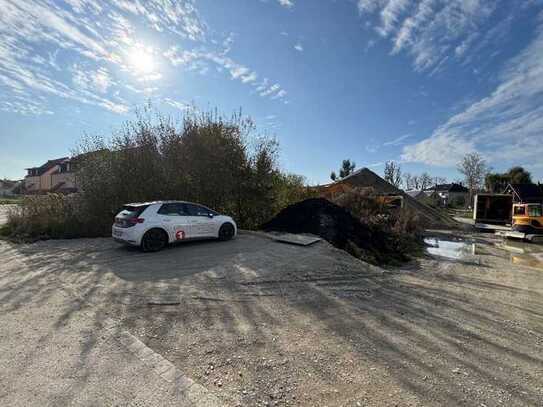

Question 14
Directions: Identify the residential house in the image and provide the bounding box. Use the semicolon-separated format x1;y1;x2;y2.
426;183;469;207
25;157;77;194
0;179;22;196
503;183;543;204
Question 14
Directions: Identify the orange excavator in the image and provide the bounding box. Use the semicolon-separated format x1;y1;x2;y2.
512;203;543;235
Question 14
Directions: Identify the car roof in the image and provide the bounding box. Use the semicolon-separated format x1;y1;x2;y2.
124;200;203;207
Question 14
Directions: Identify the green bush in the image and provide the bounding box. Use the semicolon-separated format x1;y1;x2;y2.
2;194;84;240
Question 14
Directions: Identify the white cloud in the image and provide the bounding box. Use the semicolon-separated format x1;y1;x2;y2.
0;35;128;114
359;0;512;72
402;19;543;169
377;0;410;37
241;72;258;83
163;97;190;111
164;46;287;100
0;0;287;116
294;42;304;52
72;66;113;93
0;98;53;116
278;0;294;8
402;133;474;166
0;0;205;116
260;84;280;97
383;133;411;146
271;89;287;99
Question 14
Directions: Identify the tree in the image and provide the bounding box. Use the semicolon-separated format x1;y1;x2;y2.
485;172;508;193
507;166;532;184
432;176;447;186
384;161;402;188
403;173;413;190
331;160;355;181
73;107;308;233
403;172;447;191
339;159;356;178
457;152;487;206
485;166;532;193
419;172;433;190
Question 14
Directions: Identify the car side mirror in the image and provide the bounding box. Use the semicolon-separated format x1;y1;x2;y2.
208;213;214;218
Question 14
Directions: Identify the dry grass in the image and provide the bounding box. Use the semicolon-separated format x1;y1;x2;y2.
1;194;84;240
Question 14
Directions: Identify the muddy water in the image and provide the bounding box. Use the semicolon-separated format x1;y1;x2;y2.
424;238;476;260
497;240;543;270
425;236;543;270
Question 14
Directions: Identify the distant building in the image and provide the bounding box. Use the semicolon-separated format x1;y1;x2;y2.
503;183;543;204
425;183;469;207
0;179;22;196
405;190;429;200
25;157;77;194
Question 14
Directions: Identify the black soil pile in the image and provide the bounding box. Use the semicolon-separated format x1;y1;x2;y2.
261;198;411;265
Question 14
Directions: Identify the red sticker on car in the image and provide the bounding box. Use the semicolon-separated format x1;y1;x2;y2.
175;230;185;240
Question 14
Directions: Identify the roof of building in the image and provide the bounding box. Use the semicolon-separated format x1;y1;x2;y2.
0;179;20;188
504;183;543;202
26;157;70;176
406;190;425;198
428;183;468;193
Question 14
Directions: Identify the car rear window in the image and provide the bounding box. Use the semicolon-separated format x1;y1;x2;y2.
120;205;148;217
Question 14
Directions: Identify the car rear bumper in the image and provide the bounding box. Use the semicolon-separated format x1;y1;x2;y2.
112;225;141;246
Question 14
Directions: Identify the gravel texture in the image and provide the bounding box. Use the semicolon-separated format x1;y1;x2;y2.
1;230;542;406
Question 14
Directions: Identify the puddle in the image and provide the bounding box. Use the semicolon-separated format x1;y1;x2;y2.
497;240;543;254
495;240;543;270
424;238;475;260
425;236;543;268
511;253;543;270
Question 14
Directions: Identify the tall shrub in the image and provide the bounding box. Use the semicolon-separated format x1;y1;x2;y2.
69;108;305;235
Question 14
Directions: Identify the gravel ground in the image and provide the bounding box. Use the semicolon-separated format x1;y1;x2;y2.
1;230;542;406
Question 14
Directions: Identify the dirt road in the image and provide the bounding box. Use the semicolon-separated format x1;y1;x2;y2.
0;231;542;406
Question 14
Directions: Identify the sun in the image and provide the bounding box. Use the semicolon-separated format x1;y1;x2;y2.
128;46;155;74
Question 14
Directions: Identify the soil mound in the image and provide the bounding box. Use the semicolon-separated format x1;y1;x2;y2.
262;198;407;264
316;167;457;229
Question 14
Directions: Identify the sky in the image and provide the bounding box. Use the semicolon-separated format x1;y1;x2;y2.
1;0;543;184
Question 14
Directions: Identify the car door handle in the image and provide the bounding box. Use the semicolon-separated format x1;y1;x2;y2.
163;219;172;222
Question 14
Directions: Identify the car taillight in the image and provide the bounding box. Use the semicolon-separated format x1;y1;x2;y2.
127;217;144;226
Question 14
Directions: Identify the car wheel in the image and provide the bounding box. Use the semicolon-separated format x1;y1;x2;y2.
218;223;235;241
141;228;168;252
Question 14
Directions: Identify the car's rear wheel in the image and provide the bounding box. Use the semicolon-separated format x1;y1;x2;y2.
218;223;235;241
141;228;168;252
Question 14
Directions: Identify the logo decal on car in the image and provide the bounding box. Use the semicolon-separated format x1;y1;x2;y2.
175;230;185;240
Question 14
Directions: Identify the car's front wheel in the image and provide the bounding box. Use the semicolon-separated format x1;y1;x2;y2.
218;223;235;241
141;228;168;252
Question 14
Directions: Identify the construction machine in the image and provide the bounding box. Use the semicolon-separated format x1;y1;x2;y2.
512;203;543;235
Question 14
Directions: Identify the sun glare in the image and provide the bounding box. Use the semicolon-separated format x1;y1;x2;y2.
128;46;155;74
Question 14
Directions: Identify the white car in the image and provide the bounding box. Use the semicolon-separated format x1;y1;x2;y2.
112;201;237;252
